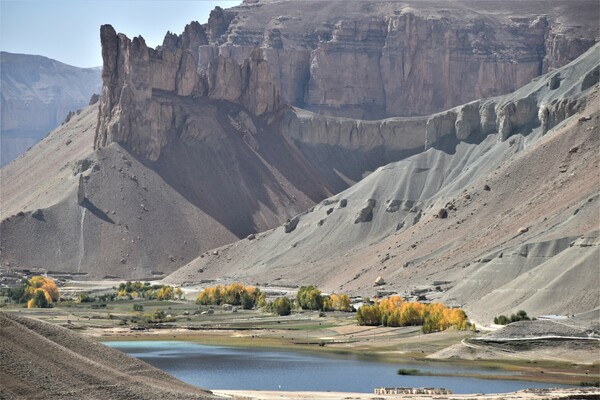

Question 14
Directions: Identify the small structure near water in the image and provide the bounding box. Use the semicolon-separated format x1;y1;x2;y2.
374;387;452;395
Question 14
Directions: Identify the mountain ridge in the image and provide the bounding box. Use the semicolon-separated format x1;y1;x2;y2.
0;51;101;166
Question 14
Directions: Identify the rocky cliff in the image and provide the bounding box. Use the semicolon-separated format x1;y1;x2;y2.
195;0;598;119
0;52;101;166
96;1;599;158
94;0;599;207
95;23;282;161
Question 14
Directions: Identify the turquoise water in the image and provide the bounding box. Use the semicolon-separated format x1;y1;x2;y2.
106;341;572;394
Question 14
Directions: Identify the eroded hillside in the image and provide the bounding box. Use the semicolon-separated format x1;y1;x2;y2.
0;1;597;289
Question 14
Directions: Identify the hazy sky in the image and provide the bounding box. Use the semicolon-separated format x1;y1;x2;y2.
0;0;240;68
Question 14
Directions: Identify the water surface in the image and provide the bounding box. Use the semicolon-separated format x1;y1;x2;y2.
107;341;571;393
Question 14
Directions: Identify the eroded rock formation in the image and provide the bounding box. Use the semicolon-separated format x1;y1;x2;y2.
195;0;597;118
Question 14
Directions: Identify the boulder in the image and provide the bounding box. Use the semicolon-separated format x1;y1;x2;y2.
284;216;299;233
354;199;376;224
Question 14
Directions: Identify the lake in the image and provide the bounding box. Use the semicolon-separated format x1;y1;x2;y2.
106;341;570;394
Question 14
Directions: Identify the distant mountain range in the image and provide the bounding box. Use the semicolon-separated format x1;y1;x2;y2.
0;52;101;166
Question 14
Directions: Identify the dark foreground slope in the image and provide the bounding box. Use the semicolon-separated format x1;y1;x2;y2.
0;312;217;400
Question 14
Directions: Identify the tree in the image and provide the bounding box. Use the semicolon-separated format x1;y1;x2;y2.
23;276;59;307
296;286;323;310
267;297;291;316
27;289;50;308
175;287;184;300
356;304;381;326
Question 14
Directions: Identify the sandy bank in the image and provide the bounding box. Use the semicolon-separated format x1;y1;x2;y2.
214;388;600;400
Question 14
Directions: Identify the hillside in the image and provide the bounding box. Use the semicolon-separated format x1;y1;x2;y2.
165;44;600;324
0;52;101;166
0;1;598;289
0;312;217;399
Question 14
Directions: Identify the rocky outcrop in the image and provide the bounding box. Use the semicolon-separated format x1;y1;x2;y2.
354;199;376;223
95;24;283;161
424;44;599;146
284;216;299;233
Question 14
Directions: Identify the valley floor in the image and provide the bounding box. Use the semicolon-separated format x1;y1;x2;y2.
2;294;598;388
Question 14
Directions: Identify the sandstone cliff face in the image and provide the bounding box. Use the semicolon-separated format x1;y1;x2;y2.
424;44;599;148
196;0;598;119
0;52;101;166
95;24;282;161
96;1;598;162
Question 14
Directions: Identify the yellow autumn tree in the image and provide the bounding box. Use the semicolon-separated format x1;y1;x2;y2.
356;296;469;333
323;294;351;311
195;283;263;309
25;276;59;308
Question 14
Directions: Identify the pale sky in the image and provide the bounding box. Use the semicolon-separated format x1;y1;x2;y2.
0;0;240;68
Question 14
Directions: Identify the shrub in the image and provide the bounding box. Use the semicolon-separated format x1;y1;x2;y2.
144;309;173;323
494;310;530;325
77;293;95;303
133;303;144;312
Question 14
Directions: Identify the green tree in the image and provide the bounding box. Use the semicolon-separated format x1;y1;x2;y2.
268;297;292;316
296;286;323;310
29;289;50;308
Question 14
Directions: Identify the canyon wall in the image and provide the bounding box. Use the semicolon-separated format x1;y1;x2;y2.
197;0;598;118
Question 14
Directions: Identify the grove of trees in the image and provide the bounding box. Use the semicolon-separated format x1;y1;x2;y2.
196;283;265;309
356;296;470;333
2;276;63;308
116;281;179;300
296;286;351;312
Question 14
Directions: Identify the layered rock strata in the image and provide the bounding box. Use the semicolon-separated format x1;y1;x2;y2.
196;0;598;118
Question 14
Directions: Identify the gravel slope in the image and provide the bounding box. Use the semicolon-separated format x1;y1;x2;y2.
0;312;218;400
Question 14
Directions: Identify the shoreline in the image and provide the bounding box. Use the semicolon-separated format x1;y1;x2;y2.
212;388;600;400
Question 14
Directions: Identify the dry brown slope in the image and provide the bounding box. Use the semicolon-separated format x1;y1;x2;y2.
0;312;217;400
